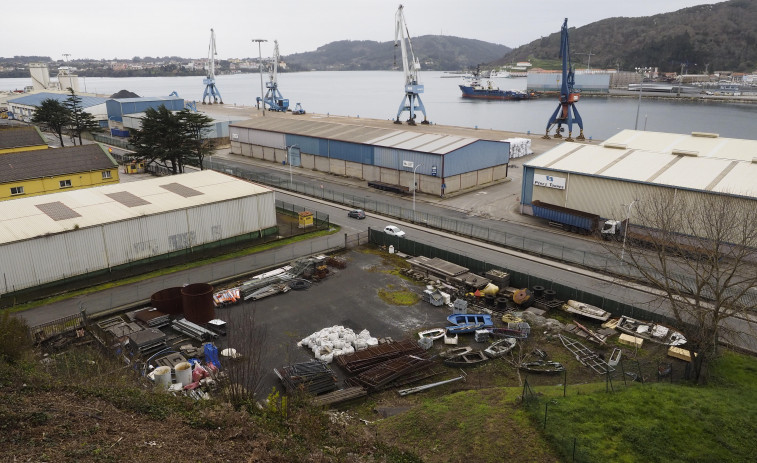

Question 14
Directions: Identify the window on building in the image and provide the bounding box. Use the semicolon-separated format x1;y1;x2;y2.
10;186;24;195
102;170;112;179
59;179;72;188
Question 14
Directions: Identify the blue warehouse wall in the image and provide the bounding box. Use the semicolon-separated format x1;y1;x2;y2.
443;140;509;177
106;98;185;122
521;166;535;205
285;134;322;155
285;135;374;164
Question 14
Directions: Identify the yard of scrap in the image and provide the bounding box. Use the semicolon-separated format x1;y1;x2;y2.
2;246;756;462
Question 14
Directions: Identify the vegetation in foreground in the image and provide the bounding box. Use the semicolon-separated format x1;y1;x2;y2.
376;351;757;463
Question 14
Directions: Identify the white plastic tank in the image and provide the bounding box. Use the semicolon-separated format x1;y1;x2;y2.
153;366;172;388
389;245;395;254
174;362;192;387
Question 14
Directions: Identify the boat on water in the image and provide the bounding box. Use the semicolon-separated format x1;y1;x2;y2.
443;350;489;367
459;78;533;101
484;338;517;358
615;316;687;346
561;300;611;322
520;360;565;374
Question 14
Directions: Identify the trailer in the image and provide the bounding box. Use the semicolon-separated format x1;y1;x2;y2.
531;200;600;235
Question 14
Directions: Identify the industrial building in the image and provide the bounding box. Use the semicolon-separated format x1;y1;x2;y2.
0;170;277;296
0;144;119;201
520;129;757;222
230;117;511;196
106;96;186;136
123;112;245;140
6;91;109;124
0;126;47;153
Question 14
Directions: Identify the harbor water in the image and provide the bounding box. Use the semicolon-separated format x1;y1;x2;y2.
3;71;757;140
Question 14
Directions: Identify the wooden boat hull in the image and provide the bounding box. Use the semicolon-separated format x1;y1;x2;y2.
519;360;565;373
443;350;488;367
562;300;611;322
439;346;472;359
616;316;687;346
484;338;517;358
418;328;445;340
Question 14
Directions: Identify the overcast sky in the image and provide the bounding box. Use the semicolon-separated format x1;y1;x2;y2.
4;0;723;61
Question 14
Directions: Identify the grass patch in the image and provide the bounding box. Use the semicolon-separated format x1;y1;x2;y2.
377;287;421;306
10;227;339;313
526;351;757;463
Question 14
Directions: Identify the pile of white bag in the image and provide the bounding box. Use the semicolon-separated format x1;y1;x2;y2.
298;325;379;364
502;138;534;158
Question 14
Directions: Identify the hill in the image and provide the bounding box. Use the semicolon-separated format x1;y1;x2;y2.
496;0;757;72
283;36;511;71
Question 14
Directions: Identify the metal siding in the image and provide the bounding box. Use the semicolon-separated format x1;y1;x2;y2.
285;134;321;155
249;129;286;149
443;141;508;177
522;166;535;205
105;100;123;122
328;140;373;164
374;147;399;169
530;168;568;206
566;175;660;221
319;138;330;157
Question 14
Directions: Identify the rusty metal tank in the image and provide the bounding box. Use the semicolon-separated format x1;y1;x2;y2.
181;283;215;324
150;287;183;315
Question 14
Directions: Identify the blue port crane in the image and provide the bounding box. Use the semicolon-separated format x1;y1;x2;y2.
202;28;223;105
256;40;289;112
544;18;584;141
394;4;428;125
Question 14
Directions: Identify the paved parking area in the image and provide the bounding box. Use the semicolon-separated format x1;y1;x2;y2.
215;248;449;395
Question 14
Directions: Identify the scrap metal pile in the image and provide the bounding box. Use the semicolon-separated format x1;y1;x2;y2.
274;359;338;395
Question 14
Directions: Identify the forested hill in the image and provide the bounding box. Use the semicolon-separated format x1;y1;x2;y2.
283;36;510;72
496;0;757;72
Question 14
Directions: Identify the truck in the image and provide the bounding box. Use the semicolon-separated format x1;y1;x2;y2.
600;219;715;259
530;200;601;235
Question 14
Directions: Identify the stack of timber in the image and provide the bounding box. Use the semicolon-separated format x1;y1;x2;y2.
274;360;338;395
311;386;368;407
335;339;423;374
345;354;434;391
172;318;219;342
134;308;170;328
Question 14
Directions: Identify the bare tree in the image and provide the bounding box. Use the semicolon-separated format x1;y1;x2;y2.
604;189;757;383
217;306;268;408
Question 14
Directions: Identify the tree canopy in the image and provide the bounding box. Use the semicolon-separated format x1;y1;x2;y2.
31;99;70;147
64;87;101;145
129;105;214;174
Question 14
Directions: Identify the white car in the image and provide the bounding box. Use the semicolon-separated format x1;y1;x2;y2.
383;225;406;238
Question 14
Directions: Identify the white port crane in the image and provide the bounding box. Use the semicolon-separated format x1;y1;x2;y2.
394;4;428;125
202;28;223;104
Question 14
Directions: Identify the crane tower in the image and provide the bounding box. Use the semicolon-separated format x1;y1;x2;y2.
256;40;289;112
543;19;584;141
202;28;223;104
394;4;428;125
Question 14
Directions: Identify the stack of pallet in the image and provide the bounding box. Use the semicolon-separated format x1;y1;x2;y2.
134;308;170;328
335;339;423;373
345;355;434;391
274;360;338;395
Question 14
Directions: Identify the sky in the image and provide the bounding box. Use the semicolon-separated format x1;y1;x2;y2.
3;0;725;61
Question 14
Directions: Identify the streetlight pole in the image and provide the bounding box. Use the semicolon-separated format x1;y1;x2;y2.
634;67;650;130
620;199;638;265
413;163;422;222
252;39;267;116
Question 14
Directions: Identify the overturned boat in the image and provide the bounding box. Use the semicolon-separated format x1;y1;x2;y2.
561;300;611;322
443;350;489;367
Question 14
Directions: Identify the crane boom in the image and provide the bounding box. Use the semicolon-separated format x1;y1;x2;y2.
256;40;289;112
393;4;428;125
202;28;223;104
543;19;584;141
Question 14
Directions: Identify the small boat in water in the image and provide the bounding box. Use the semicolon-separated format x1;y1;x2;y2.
520;360;565;373
561;300;611;322
484;338;517;358
616;316;687;346
443;350;489;367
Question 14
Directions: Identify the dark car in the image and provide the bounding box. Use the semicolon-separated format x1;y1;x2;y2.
348;209;366;219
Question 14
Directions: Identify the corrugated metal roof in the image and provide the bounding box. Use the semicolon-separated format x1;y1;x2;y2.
526;139;757;198
231;117;478;155
0;144;117;183
110;96;182;103
603;129;757;163
7;92;107;109
0;126;46;150
0;170;272;245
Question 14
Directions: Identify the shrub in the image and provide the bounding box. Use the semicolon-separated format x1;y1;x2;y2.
0;311;31;363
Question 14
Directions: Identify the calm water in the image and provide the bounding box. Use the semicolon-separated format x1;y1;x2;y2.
3;71;757;140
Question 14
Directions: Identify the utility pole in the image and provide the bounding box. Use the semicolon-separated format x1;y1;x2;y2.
252;39;268;116
575;51;596;71
63;53;70;62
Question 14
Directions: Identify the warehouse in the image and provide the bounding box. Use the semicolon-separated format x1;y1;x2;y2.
6;91;108;124
230;117;510;196
520;129;757;222
106;96;186;136
0;170;276;296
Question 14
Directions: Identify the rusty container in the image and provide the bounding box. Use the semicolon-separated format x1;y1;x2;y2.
181;283;215;324
150;287;183;315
